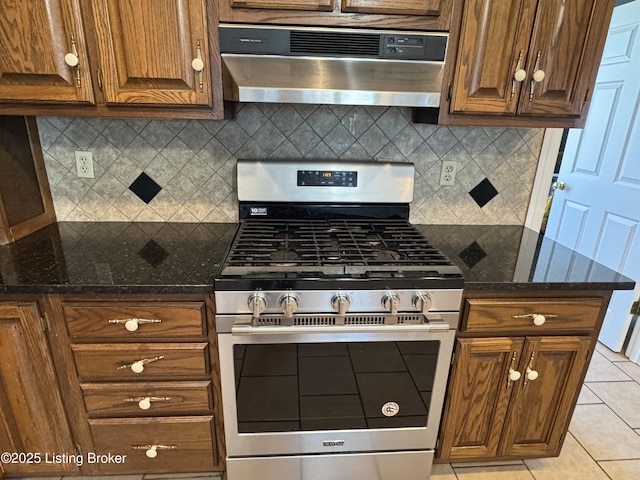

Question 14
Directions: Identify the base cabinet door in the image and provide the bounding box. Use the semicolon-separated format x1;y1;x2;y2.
439;335;592;461
438;337;524;460
499;336;592;457
0;302;78;475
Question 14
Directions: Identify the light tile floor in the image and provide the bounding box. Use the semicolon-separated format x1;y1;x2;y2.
15;344;640;480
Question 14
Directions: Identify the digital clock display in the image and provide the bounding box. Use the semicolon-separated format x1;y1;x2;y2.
297;170;357;187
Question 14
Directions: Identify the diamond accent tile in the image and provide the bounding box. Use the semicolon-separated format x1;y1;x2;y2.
469;178;499;208
129;172;162;204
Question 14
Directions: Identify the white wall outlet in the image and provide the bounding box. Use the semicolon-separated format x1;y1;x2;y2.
75;151;94;178
439;160;457;186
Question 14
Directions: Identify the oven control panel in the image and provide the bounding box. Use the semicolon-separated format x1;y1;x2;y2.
297;170;358;187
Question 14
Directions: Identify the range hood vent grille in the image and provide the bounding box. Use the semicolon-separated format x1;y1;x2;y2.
290;31;380;57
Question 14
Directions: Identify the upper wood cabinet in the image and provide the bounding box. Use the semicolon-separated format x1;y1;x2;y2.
220;0;453;30
0;0;223;119
0;302;78;475
91;0;212;107
0;0;94;104
440;0;615;128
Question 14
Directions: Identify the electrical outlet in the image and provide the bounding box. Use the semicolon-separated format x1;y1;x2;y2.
439;160;457;186
75;151;94;178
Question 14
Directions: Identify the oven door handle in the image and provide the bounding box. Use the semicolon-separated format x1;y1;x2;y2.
231;320;450;336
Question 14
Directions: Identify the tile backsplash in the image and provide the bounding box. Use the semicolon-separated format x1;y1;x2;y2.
37;103;544;224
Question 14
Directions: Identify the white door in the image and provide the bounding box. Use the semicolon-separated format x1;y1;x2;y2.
544;0;640;355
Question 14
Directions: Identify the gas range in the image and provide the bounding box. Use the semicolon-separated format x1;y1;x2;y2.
215;159;463;480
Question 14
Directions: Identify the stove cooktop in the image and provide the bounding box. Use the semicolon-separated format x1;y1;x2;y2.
215;219;463;290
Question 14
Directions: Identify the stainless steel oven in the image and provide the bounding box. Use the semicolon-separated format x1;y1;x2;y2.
215;160;463;480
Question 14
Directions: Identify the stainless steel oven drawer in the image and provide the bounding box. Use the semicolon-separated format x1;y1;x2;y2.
226;450;434;480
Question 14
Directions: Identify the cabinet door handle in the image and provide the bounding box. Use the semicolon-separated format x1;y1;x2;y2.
511;50;526;100
124;396;172;410
64;33;81;88
523;352;538;387
117;355;165;373
192;39;205;92
507;351;521;388
132;444;177;458
108;317;162;332
529;51;545;101
511;313;558;326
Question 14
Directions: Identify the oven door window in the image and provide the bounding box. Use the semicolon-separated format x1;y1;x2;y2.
233;341;440;433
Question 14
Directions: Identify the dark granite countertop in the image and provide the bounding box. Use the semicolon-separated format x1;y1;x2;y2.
0;222;236;294
416;225;635;291
0;222;634;295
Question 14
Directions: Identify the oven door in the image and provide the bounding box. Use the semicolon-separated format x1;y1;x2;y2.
217;314;456;458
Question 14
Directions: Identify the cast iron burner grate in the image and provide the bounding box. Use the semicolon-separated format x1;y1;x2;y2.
221;219;459;276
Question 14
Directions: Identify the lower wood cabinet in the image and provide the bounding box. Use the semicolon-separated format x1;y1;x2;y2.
439;335;591;460
437;292;609;463
0;301;78;476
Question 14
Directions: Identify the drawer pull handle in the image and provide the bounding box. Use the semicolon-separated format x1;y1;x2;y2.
117;355;165;374
511;313;558;326
124;396;172;410
108;317;162;332
133;444;177;458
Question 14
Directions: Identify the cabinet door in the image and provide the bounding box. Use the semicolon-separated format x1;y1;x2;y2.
341;0;443;16
499;336;592;457
0;303;77;475
520;0;613;116
0;0;94;104
450;0;536;115
438;337;524;460
228;0;332;11
91;0;213;106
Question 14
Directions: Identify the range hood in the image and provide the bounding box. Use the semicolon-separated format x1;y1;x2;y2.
219;25;447;108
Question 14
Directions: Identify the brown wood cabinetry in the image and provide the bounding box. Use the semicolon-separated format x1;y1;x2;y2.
0;301;78;476
440;0;615;128
0;116;56;245
220;0;452;30
0;0;223;119
437;292;609;462
49;295;225;475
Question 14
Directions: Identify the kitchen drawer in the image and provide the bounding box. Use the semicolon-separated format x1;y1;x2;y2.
72;343;209;379
463;298;604;334
64;302;206;339
89;416;216;474
81;381;213;417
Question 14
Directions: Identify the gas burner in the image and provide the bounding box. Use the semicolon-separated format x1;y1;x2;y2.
271;249;298;264
373;249;402;262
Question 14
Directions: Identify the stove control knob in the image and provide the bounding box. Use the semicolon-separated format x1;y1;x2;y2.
248;293;267;318
382;293;401;316
280;295;299;318
413;292;432;314
331;294;351;316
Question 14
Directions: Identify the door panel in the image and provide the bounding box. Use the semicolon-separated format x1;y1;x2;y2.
450;0;536;115
438;337;524;460
92;0;212;106
499;336;591;457
521;0;612;116
545;0;640;352
0;303;78;474
0;0;94;103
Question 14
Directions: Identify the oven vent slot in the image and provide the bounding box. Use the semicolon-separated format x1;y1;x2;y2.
397;315;424;324
294;316;336;326
256;317;282;326
290;31;380;57
345;316;385;325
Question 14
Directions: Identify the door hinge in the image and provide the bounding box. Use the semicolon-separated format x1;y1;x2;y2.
96;69;103;91
631;300;640;316
585;87;592;104
447;82;453;101
40;312;51;332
